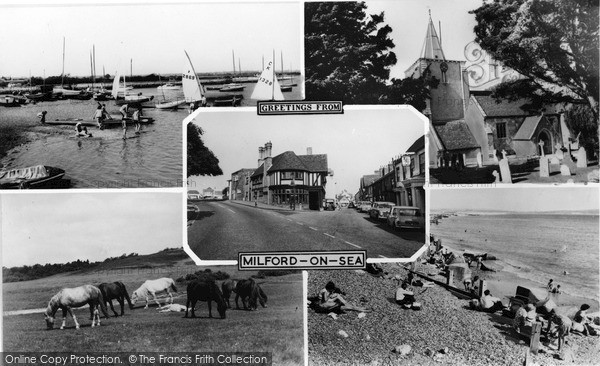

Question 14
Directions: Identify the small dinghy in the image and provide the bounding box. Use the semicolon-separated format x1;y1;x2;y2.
0;165;66;189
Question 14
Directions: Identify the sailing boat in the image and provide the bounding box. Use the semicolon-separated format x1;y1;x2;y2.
182;50;206;108
53;37;86;98
279;52;293;92
155;75;186;110
220;50;245;92
112;71;153;106
250;51;284;101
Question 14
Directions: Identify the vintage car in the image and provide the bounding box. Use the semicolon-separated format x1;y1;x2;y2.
368;201;395;221
358;201;372;213
386;206;425;231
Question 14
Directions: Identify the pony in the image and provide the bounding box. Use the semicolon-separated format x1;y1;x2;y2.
131;278;177;309
98;281;133;316
221;279;238;308
184;280;227;319
235;278;268;311
44;285;109;330
157;304;187;313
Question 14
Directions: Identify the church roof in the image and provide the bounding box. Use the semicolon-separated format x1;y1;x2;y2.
434;120;480;151
420;12;446;60
513;115;544;140
473;95;532;117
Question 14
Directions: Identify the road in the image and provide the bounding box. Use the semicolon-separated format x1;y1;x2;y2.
187;201;425;261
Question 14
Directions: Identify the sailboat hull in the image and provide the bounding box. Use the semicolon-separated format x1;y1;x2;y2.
155;99;186;109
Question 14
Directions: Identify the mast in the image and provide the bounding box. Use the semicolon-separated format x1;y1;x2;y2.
271;49;275;100
238;58;241;79
130;58;133;79
89;51;93;88
93;45;96;86
61;37;65;87
232;50;236;77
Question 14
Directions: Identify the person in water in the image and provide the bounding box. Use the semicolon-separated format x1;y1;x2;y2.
93;105;104;129
119;104;129;120
37;110;47;124
132;108;142;134
74;122;92;137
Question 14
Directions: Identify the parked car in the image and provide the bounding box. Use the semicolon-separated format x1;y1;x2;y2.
386;206;425;231
347;201;356;209
368;201;395;220
323;198;336;211
359;201;372;213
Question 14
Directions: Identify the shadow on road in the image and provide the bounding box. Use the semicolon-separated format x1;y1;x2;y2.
362;217;425;242
188;211;215;221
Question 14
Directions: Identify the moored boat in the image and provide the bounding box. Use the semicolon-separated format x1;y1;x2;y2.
155;99;186;110
44;116;154;127
0;165;66;189
219;83;245;92
157;83;180;90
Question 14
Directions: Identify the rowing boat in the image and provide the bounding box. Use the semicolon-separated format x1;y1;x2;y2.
0;165;66;189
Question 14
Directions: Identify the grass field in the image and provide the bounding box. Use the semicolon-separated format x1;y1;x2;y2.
2;259;304;366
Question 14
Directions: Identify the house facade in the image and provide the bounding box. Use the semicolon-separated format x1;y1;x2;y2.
228;168;255;201
249;142;328;210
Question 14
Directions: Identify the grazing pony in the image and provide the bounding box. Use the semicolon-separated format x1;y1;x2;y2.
235;278;268;311
185;280;227;319
221;279;238;308
44;285;109;330
98;281;133;316
131;278;177;309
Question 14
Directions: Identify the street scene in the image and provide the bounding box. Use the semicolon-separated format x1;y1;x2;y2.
186;107;426;261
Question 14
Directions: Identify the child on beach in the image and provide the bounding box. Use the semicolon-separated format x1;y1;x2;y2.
74;122;92;137
93;105;104;129
317;281;371;313
546;309;571;351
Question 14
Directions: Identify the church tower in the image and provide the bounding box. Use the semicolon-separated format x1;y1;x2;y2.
405;11;470;124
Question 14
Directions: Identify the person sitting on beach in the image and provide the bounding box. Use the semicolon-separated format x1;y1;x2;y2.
547;279;554;291
93;105;104;129
573;304;598;336
395;282;415;307
119;104;129;120
552;285;561;294
74;122;92;137
514;303;538;333
317;281;371;313
463;276;472;292
471;276;480;296
479;289;504;313
545;309;571;352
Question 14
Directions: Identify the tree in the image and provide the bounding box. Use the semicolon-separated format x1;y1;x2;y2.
187;123;222;177
471;0;599;122
386;71;440;111
305;2;397;103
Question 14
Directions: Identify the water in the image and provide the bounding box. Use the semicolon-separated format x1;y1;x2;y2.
431;213;599;301
1;88;183;188
203;75;303;105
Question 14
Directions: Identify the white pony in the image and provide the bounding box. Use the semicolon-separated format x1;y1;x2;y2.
157;303;187;313
131;278;177;309
44;285;109;330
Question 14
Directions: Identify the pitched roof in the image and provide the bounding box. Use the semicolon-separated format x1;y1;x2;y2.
473;94;532;117
251;163;265;178
406;135;425;153
361;174;381;188
268;151;328;173
513;115;543;140
434;120;480;151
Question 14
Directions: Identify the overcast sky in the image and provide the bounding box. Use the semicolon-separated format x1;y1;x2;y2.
1;192;182;267
187;106;426;196
431;187;600;213
0;1;302;77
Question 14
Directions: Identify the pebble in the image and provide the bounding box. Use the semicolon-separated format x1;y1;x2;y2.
394;344;411;356
338;330;349;338
358;312;366;319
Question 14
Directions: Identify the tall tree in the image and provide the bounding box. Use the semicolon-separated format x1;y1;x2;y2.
305;2;397;103
187;123;222;177
471;0;599;122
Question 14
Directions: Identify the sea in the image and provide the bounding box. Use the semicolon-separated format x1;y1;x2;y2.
431;213;599;303
0;81;302;188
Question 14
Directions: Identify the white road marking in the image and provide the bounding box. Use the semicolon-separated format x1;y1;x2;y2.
227;208;235;213
324;233;335;238
344;241;362;249
309;227;318;231
297;222;304;225
378;255;387;258
286;218;293;222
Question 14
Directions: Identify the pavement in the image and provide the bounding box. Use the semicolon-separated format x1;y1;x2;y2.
228;199;311;212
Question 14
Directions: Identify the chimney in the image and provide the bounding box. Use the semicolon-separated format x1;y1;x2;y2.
265;141;272;158
258;146;265;167
307;147;313;155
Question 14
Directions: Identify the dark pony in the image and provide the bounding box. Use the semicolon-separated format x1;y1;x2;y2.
185;280;227;319
235;278;268;310
98;281;133;317
221;279;238;308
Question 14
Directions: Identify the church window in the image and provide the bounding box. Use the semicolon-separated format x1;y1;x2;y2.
496;122;507;139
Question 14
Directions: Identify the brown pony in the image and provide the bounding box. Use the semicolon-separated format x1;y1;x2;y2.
221;279;238;309
98;281;133;316
235;278;268;311
185;280;227;319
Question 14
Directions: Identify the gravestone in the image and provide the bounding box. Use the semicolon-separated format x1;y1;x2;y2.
563;154;577;173
492;149;499;164
555;149;564;160
492;170;500;183
501;149;508;160
538;141;545;157
560;164;572;176
476;151;483;168
499;159;512;183
539;157;549;178
549;156;560;165
577;147;587;168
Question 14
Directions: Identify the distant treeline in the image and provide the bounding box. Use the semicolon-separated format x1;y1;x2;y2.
2;252;140;283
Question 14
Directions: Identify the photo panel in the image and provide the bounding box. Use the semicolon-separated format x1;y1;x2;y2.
186;106;427;263
0;1;302;189
1;191;305;364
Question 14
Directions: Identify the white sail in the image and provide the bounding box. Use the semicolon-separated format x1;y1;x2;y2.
182;50;204;103
251;57;284;101
111;71;121;99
